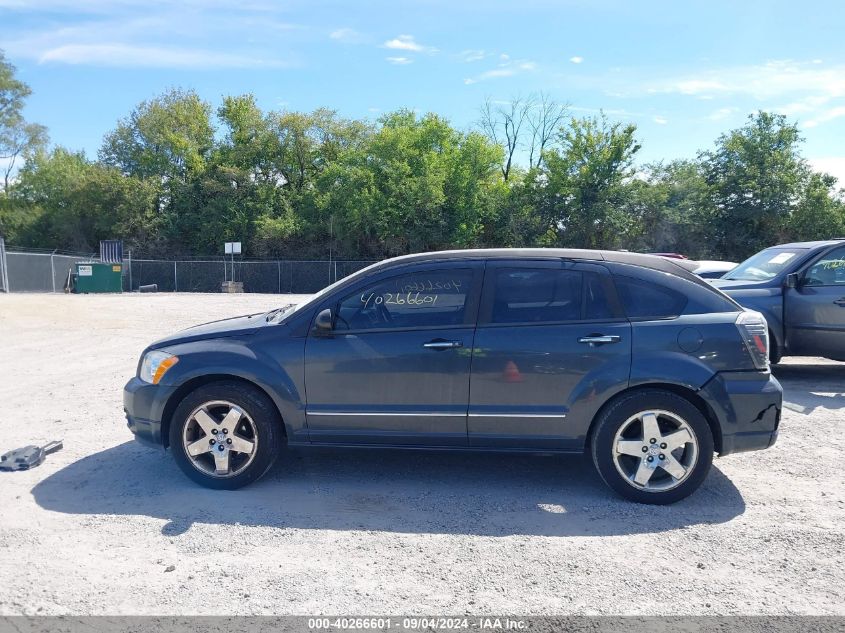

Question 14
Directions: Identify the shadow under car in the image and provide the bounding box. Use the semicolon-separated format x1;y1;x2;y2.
32;440;746;537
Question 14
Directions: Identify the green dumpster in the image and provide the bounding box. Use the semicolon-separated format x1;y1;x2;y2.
74;262;123;293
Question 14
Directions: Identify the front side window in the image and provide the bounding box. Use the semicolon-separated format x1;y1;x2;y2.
488;268;613;324
804;246;845;286
334;269;474;331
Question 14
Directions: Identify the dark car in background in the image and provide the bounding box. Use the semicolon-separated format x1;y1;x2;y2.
124;249;782;505
712;239;845;362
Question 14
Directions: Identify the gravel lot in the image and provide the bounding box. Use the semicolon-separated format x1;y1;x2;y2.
1;292;843;616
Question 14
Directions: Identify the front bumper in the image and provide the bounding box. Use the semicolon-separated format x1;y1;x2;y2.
123;376;176;448
699;371;782;456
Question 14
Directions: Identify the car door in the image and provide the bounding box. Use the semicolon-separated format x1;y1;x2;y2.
304;261;483;445
468;259;631;449
785;244;845;360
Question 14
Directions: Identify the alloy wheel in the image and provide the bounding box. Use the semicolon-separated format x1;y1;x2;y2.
611;409;699;492
181;400;258;478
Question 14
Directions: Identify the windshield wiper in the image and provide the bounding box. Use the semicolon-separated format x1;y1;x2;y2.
265;304;295;322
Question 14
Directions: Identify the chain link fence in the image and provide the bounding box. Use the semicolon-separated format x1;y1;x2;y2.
0;246;377;294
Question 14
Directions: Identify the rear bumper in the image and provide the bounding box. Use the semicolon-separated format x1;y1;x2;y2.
123;376;175;448
700;371;782;456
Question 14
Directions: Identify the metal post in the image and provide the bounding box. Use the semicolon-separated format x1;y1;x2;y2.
174;260;178;292
50;250;56;293
127;250;132;292
0;237;8;293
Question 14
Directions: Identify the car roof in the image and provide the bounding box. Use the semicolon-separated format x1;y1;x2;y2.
371;247;701;277
764;239;845;250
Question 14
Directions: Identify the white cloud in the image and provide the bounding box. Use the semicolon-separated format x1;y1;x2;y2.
382;34;436;54
329;27;365;43
652;115;667;125
707;107;738;121
804;106;845;128
569;56;583;64
464;58;537;84
386;56;412;65
38;43;286;68
647;60;845;100
1;5;300;69
458;49;486;63
808;157;845;184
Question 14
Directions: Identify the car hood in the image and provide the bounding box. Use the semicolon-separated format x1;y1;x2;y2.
710;278;772;291
148;313;268;349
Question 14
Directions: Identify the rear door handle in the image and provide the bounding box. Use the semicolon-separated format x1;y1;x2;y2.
578;335;621;347
834;298;845;306
423;339;463;350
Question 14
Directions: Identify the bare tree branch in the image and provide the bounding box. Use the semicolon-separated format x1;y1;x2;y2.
527;92;568;169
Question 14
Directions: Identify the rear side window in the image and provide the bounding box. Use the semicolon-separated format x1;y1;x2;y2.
614;275;687;320
488;268;613;324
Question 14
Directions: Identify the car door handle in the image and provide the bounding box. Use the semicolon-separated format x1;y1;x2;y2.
834;298;845;306
578;335;621;346
423;339;463;350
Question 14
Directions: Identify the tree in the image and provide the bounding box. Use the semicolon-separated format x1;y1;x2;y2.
700;112;807;259
540;114;641;249
526;93;568;169
0;50;48;193
2;122;48;192
9;147;159;251
99;88;214;183
479;96;532;181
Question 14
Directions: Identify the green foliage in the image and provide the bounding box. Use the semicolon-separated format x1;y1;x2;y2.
541;115;642;249
4;147;159;251
99;88;214;182
701;112;813;259
3;79;844;263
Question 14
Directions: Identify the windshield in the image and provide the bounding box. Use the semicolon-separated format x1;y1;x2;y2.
267;261;383;322
723;248;807;281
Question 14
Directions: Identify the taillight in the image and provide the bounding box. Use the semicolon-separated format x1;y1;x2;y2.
735;311;769;370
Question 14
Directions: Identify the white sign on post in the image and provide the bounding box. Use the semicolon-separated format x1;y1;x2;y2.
224;242;242;255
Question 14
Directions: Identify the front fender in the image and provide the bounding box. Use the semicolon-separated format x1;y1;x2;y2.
157;336;306;441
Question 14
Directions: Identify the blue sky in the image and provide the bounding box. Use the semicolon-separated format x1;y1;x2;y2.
2;0;845;181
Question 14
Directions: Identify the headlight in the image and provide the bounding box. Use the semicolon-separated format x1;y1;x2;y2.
139;351;179;384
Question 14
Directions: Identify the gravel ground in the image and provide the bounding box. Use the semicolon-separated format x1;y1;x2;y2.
0;292;843;616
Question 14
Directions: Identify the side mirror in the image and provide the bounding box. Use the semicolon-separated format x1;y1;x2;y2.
785;273;799;289
314;308;334;333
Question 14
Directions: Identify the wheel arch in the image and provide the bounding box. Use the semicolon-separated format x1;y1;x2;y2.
584;383;723;454
161;374;288;448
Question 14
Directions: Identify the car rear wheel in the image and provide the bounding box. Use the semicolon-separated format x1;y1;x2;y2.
590;389;714;504
169;381;282;489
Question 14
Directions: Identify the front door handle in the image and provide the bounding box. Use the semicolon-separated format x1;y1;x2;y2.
423;339;463;350
578;334;621;347
834;298;845;307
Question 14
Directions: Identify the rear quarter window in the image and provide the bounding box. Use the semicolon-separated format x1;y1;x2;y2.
614;276;687;319
611;264;738;320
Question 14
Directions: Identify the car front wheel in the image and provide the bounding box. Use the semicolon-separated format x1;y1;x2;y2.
590;390;714;504
169;381;282;489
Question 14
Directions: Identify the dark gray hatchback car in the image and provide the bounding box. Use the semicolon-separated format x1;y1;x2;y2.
124;249;782;504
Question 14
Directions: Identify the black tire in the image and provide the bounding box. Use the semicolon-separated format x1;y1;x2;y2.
590;389;714;505
169;380;283;489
